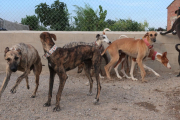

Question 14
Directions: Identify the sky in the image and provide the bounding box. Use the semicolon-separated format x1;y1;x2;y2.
1;0;174;29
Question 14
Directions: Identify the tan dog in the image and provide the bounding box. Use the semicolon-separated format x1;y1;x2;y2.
0;43;42;100
101;31;157;82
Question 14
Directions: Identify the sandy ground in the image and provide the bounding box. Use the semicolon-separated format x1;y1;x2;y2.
0;69;180;120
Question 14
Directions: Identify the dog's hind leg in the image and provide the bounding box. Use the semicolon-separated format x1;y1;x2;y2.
25;76;30;89
93;59;101;105
114;57;124;79
31;62;42;98
43;67;56;107
77;63;84;73
130;59;138;81
104;53;119;80
84;61;94;96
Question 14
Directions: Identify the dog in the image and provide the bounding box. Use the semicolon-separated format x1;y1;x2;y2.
114;49;171;80
40;32;102;111
63;28;111;78
0;43;42;100
101;31;157;82
160;7;180;37
160;7;180;77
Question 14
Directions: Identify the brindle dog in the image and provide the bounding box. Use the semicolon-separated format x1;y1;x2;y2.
0;43;42;100
40;32;102;111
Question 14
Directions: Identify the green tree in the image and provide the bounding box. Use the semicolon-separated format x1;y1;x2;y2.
110;19;148;31
21;15;39;30
73;4;107;31
35;0;69;30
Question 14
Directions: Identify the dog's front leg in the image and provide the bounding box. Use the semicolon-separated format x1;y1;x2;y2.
0;68;12;100
43;67;56;107
53;67;68;112
10;69;30;93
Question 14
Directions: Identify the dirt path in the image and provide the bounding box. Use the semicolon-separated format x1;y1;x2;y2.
0;70;180;120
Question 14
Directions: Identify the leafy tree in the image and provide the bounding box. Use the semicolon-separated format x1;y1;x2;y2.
109;19;148;31
21;15;39;30
35;0;69;30
73;4;107;31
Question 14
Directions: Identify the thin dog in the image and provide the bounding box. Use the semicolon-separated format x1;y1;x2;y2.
101;31;157;82
63;28;111;78
160;7;180;76
40;32;102;111
0;43;42;100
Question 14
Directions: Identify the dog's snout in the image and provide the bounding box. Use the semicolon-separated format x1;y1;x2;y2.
10;67;17;72
10;64;18;72
109;41;112;44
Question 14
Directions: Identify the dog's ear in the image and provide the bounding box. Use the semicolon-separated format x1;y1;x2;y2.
96;34;100;39
4;47;9;56
143;32;149;39
50;34;56;41
162;52;167;57
40;32;45;40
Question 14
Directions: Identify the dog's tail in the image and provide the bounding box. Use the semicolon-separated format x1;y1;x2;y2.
103;28;111;35
119;35;128;39
101;46;109;56
175;44;180;52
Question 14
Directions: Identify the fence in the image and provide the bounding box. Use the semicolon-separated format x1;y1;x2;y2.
1;0;174;31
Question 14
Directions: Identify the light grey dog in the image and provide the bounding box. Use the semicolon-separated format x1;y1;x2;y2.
0;43;42;100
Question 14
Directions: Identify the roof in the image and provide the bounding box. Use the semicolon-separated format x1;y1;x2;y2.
167;0;175;9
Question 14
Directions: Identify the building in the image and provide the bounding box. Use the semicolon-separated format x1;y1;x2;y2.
167;0;180;31
0;18;29;31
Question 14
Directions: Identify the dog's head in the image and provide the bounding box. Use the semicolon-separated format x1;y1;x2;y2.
4;47;21;72
143;31;157;44
157;52;171;69
40;32;56;52
175;7;180;16
95;28;111;45
96;34;111;44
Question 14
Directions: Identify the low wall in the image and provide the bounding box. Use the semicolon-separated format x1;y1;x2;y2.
0;31;179;74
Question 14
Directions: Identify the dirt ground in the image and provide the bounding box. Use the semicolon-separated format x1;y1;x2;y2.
0;69;180;120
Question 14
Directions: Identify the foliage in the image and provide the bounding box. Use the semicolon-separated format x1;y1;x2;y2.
73;4;107;31
35;0;69;30
21;15;39;30
109;19;148;31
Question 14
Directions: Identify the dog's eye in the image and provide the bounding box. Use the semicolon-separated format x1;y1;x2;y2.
150;34;153;37
155;34;157;36
15;57;19;60
103;37;105;39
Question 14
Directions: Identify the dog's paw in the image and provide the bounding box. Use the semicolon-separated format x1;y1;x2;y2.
53;105;61;112
93;99;99;105
87;92;92;96
155;73;160;77
10;89;16;94
117;75;122;79
85;82;90;86
132;78;138;81
30;95;36;98
142;79;148;83
27;85;30;89
43;102;51;107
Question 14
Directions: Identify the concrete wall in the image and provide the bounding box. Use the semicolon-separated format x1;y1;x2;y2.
0;31;179;74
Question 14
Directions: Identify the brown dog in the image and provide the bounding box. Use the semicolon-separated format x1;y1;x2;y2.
0;43;42;100
40;32;102;111
101;31;157;82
